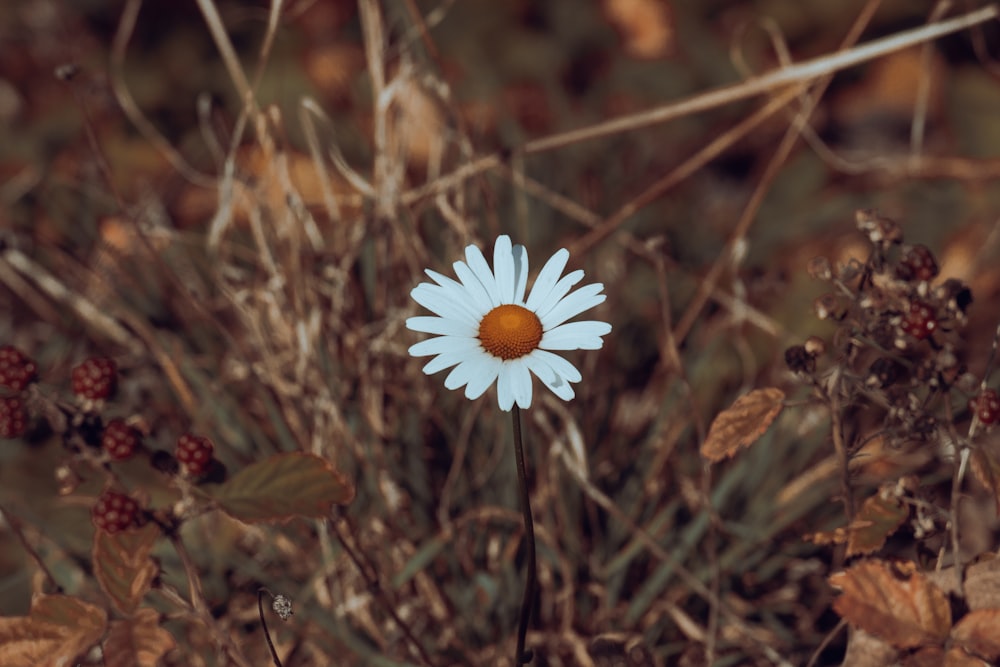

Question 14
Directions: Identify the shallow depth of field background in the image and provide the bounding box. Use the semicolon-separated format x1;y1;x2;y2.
2;1;1000;665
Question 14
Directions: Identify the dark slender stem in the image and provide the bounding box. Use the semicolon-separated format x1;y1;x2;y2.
258;588;284;667
512;405;536;665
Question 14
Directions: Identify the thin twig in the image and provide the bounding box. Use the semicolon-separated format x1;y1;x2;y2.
258;588;284;667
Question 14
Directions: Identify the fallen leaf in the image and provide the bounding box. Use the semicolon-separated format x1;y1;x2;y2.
969;446;1000;515
829;559;951;649
701;387;785;462
210;452;355;523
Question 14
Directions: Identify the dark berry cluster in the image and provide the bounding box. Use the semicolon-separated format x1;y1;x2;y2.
0;345;37;439
71;357;118;401
787;209;979;451
91;489;141;534
176;433;215;476
0;345;38;392
102;418;142;460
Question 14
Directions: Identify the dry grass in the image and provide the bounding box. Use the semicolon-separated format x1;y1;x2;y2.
2;1;1000;665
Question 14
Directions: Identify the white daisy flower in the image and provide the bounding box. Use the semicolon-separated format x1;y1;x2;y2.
406;235;611;411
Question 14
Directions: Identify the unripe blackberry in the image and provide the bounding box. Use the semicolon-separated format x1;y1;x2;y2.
971;389;1000;426
71;357;117;400
102;419;140;460
0;346;38;392
897;244;938;282
0;396;28;438
91;490;140;534
176;433;214;476
899;300;936;341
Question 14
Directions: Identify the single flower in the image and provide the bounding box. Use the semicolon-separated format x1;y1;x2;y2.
407;235;611;411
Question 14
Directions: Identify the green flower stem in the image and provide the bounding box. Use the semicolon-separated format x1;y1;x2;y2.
512;405;536;665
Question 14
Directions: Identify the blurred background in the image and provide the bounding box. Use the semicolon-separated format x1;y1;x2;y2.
2;0;1000;665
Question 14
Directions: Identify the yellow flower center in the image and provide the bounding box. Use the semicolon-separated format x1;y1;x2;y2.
478;304;543;360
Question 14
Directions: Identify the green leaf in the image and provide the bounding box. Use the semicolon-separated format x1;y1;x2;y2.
210;453;355;523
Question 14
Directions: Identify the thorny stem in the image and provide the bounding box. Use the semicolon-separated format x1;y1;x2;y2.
512;405;537;665
258;588;283;667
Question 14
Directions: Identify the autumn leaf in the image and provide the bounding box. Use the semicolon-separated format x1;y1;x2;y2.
210;452;355;523
847;490;910;557
829;559;951;649
0;594;107;667
103;608;176;667
963;556;1000;610
701;387;785;462
93;522;161;615
951;610;1000;662
969;446;1000;515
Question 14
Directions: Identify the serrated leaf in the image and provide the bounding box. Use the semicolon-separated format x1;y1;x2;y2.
210;453;355;523
830;559;951;649
0;594;107;667
701;387;785;462
847;490;910;557
93;523;161;615
103;607;176;667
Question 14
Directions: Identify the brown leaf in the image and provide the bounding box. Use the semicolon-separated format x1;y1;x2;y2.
847;490;910;557
829;559;951;649
951;609;1000;661
103;608;176;667
964;556;1000;610
0;594;107;667
210;452;355;523
93;522;161;615
842;627;898;667
903;647;990;667
701;387;785;462
969;446;1000;515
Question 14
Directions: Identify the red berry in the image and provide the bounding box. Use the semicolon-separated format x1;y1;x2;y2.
897;244;939;282
971;389;1000;426
899;300;937;340
176;433;214;476
0;396;28;438
102;419;140;460
71;357;117;400
91;490;140;534
0;346;38;392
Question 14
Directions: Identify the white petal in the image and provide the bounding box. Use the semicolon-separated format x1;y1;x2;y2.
496;363;515;411
539;283;606;330
422;350;471;375
512;244;529;304
464;355;502;399
465;242;500;307
493;235;515;304
540;370;575;401
510;360;533;409
445;356;490;390
540;321;611;350
406;316;477;337
523;352;576;401
531;349;582;383
525;248;569;312
453;260;494;313
534;270;585;319
411;284;480;327
409;335;479;358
